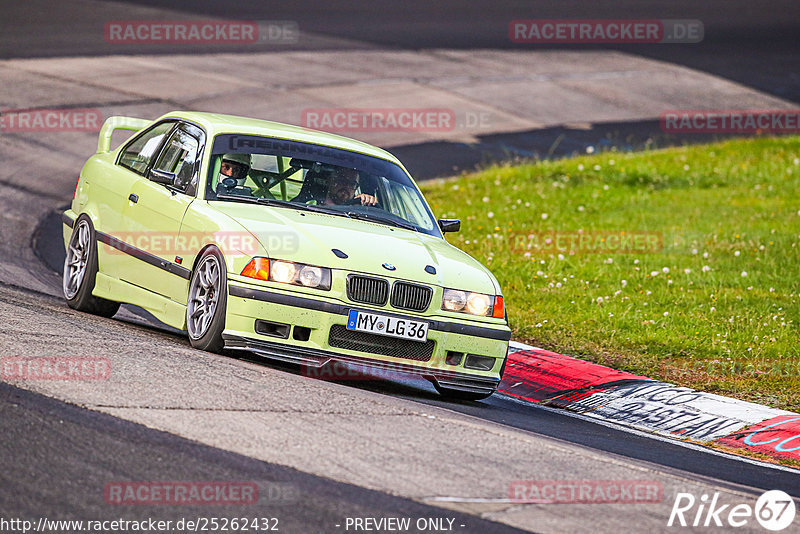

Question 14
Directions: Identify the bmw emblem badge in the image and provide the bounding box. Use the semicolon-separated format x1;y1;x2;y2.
382;263;396;271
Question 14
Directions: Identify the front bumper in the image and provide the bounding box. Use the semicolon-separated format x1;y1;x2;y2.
224;280;510;394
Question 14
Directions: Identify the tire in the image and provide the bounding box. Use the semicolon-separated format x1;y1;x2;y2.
432;382;495;401
63;216;120;318
186;247;227;352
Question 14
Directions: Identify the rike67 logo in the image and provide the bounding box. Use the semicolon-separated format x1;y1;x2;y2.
668;490;796;531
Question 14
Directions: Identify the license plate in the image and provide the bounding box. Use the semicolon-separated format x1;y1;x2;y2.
346;310;429;342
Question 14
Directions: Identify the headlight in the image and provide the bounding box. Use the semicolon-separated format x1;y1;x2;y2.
442;289;467;311
241;258;331;290
442;288;505;319
299;265;323;287
271;261;296;283
466;292;491;316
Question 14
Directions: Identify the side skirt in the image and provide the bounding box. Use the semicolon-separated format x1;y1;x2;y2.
93;272;187;330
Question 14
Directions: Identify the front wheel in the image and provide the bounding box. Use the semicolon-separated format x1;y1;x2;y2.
186;248;227;352
63;216;120;317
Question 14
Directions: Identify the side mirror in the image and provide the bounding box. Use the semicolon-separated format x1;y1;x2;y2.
149;168;176;185
438;219;461;233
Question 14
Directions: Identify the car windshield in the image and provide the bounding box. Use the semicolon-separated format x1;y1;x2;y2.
206;134;441;237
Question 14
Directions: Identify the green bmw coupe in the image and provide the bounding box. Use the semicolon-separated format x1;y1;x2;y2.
63;111;510;399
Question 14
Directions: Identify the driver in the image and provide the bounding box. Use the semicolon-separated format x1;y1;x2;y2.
219;153;251;184
322;167;377;206
218;153;275;199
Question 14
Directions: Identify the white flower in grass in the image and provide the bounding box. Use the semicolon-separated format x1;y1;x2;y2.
650;271;659;277
662;267;670;273
702;266;711;272
663;312;669;316
734;250;740;256
741;271;748;277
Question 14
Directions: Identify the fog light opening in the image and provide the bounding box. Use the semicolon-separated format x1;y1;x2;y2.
293;326;311;341
464;354;495;371
255;320;290;339
445;351;464;366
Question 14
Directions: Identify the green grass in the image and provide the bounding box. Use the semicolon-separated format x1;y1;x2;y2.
421;137;800;411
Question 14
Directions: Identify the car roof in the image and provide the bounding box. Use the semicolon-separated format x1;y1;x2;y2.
159;111;409;173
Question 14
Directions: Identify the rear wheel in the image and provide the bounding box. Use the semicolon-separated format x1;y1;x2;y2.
186;248;227;352
63;216;120;317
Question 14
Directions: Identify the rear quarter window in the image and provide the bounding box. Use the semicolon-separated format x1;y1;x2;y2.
118;121;175;175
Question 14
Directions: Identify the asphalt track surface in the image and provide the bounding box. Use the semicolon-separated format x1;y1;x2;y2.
0;382;529;534
3;0;799;178
2;2;800;533
5;0;800;104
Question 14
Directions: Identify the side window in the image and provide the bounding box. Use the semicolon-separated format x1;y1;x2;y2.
118;122;175;175
152;127;200;194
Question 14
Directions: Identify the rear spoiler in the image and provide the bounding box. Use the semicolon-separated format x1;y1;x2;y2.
97;116;151;153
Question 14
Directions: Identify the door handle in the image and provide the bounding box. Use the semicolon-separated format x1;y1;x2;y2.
128;193;139;203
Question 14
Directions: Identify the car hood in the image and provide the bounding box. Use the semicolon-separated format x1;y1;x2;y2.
209;202;500;294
